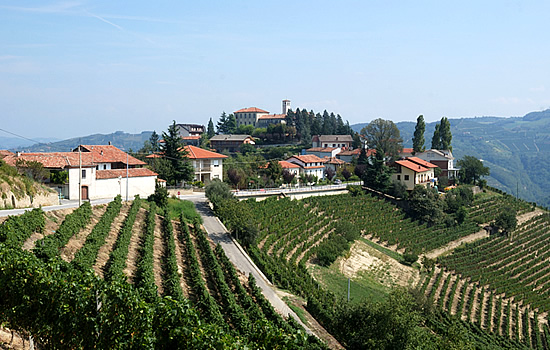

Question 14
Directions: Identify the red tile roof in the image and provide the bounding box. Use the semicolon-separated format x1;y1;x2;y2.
182;135;201;140
395;160;429;173
183;145;228;159
0;150;13;159
407;156;438;168
400;148;414;154
96;168;158;179
234;107;269;114
289;154;324;164
4;145;145;169
323;157;346;165
78;145;145;166
307;147;339;152
279;160;300;169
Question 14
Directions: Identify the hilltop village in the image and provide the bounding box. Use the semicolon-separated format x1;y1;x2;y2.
1;101;548;349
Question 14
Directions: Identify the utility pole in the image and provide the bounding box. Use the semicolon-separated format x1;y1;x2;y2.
78;146;82;207
126;152;129;201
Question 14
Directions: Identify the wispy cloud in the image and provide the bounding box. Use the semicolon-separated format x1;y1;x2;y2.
530;85;545;92
0;1;84;14
85;11;124;31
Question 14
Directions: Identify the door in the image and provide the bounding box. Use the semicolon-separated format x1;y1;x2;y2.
81;186;89;200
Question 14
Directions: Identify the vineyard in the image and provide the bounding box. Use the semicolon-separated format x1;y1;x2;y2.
232;189;548;349
0;196;323;349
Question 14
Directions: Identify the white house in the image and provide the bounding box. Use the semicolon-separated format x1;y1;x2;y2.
312;135;353;149
415;149;459;179
305;147;341;158
4;145;158;200
184;145;228;183
286;154;325;180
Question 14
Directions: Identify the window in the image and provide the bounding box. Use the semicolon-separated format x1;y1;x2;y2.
82;169;86;179
397;175;401;180
214;174;219;178
404;175;409;181
213;159;219;167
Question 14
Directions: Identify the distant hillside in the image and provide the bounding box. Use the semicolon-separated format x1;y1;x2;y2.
0;136;60;150
13;131;153;153
352;109;550;208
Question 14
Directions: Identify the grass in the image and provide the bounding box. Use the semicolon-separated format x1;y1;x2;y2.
166;198;202;223
309;264;389;304
282;297;308;324
359;237;403;262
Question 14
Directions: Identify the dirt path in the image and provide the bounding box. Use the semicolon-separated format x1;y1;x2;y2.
0;328;27;350
424;229;488;260
152;215;165;296
93;203;131;278
518;208;544;225
172;221;189;298
124;207;147;283
450;278;466;315
60;205;107;262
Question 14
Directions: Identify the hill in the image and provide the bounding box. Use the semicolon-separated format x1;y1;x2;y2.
0;198;320;348
10;131;153;153
352;109;550;207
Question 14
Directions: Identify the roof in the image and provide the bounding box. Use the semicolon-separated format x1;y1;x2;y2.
279;160;300;169
183;145;228;159
316;135;353;142
96;168;158;179
257;114;286;120
421;149;454;160
288;154;324;164
182;135;201;140
234;107;269;114
77;145;146;166
395;160;429;173
337;148;361;156
307;147;339;153
323;157;346;165
4;145;145;169
0;150;14;159
210;134;254;142
400;148;413;154
407;156;438;168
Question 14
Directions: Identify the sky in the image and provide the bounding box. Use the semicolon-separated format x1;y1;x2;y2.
1;1;550;140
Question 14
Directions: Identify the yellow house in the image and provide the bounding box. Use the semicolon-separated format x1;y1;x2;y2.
392;157;438;191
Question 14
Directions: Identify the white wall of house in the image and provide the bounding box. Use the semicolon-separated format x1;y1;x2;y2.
94;176;156;200
192;158;224;182
392;167;435;191
67;166;96;200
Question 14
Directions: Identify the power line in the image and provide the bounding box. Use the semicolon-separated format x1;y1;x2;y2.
0;127;43;145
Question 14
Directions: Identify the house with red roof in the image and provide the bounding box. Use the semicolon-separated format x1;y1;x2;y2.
183;145;228;183
4;145;157;201
390;156;439;191
286;154;325;181
234;100;291;128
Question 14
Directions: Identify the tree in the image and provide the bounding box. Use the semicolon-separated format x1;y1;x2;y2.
282;170;295;185
439;117;452;151
457;156;490;185
265;161;283;184
431;123;441;149
412;115;425;154
149;131;160;153
207;118;215;138
226;168;244;189
148;181;168;209
205;179;234;209
161;121;194;185
362;151;392;193
493;207;517;235
216;112;236;134
325;167;336;180
360;118;403;161
15;159;49;182
408;185;444;225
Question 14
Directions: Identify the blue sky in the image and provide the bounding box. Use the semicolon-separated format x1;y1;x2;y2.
1;1;549;140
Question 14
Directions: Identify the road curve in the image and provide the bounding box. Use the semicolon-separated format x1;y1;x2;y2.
187;193;313;335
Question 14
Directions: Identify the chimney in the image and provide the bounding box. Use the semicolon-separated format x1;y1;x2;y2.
108;141;112;145
16;151;21;157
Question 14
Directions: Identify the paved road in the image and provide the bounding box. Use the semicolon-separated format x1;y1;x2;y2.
185;193;313;335
0;198;114;217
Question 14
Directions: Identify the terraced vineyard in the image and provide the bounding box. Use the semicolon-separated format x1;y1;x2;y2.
237;189;548;349
0;196;321;349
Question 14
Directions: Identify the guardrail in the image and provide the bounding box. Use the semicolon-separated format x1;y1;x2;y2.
233;182;361;196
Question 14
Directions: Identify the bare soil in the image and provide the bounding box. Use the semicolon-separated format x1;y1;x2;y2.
338;240;419;289
93;203;131;278
152;214;165;296
172;221;189;298
124;207;147;283
59;205;107;262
